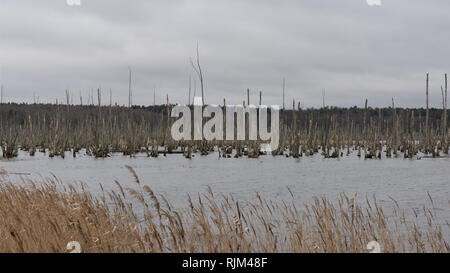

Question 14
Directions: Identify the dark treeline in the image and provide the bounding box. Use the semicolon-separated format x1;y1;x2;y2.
0;102;446;130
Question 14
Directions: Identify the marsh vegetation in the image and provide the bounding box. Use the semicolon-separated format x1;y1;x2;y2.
0;170;447;253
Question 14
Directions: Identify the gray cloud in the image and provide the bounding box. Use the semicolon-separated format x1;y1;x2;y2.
0;0;449;108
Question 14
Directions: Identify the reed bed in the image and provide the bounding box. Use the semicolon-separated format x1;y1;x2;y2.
0;172;448;253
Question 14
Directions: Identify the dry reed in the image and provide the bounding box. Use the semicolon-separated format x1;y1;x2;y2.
0;173;447;253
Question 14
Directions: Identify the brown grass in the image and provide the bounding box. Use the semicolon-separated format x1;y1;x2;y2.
0;174;448;253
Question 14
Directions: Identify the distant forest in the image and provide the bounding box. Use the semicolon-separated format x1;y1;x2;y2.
0;102;447;133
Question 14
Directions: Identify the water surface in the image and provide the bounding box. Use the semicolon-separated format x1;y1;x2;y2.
1;150;449;239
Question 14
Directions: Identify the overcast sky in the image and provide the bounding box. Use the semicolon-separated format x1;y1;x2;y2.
0;0;449;108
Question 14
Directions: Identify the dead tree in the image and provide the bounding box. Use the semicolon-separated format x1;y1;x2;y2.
191;44;205;105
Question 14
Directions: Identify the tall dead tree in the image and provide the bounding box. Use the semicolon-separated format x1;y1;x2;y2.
282;78;285;110
128;68;132;108
97;88;101;107
445;73;448;151
392;97;397;155
188;75;191;105
65;90;70;105
322;89;326;108
247;88;250;106
425;73;430;152
191;44;205;105
441;73;448;153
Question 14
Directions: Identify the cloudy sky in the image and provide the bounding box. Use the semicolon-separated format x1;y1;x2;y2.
0;0;449;108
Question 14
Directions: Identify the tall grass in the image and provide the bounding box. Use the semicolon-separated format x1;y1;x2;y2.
0;173;447;253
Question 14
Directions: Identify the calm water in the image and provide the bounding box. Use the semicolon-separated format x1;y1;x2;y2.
1;150;449;238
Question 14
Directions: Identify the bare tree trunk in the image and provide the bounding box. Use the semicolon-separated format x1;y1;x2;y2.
188;75;191;105
442;73;448;153
425;73;429;152
392;98;397;155
97;88;101;107
282;78;285;110
191;45;205;105
322;89;326;108
445;73;448;152
247;88;250;106
65;90;70;105
128;68;132;108
197;46;204;105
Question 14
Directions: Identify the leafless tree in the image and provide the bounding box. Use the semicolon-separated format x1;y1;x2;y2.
190;44;205;105
128;67;132;107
